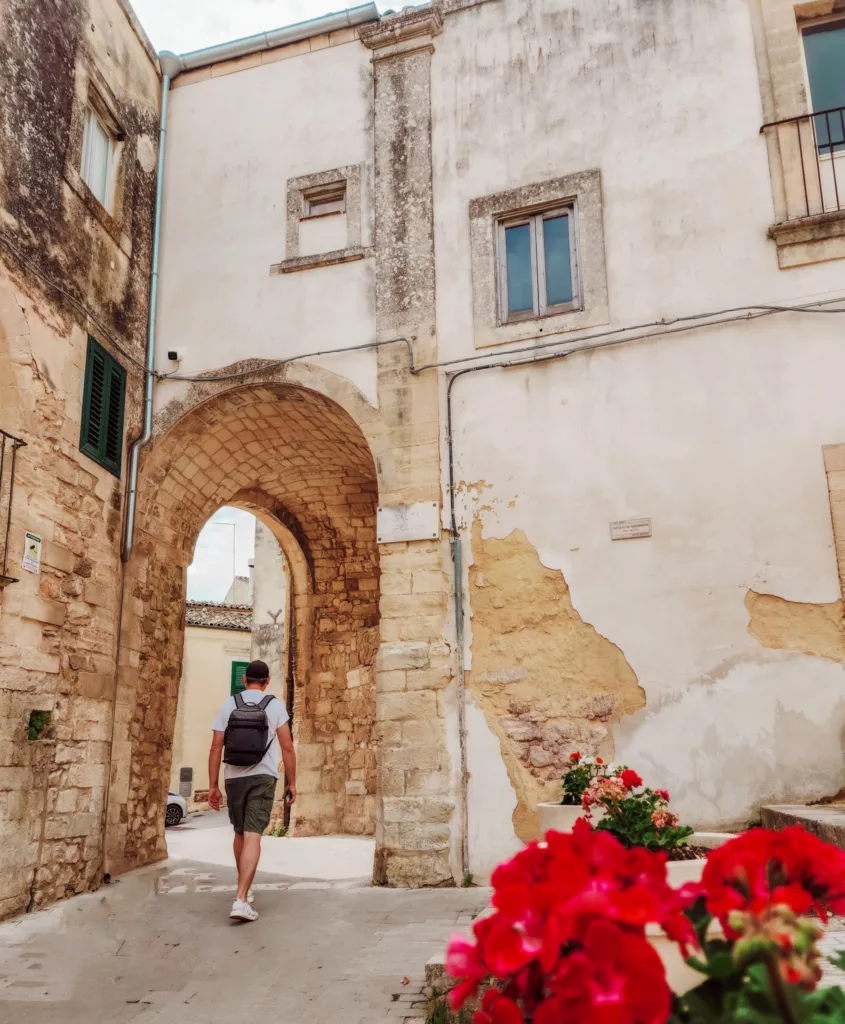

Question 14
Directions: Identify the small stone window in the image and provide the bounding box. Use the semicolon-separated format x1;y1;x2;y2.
80;336;126;477
469;170;608;349
271;165;369;275
497;205;580;324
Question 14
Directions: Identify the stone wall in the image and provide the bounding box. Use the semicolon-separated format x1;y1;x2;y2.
0;0;159;916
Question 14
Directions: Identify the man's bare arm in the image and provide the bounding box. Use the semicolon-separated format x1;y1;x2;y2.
278;722;297;803
208;731;224;811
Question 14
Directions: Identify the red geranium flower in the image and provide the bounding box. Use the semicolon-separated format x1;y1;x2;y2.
537;920;671;1024
446;821;697;1017
596;758;604;765
569;752;582;762
655;789;670;802
474;989;525;1024
701;826;845;935
620;770;643;790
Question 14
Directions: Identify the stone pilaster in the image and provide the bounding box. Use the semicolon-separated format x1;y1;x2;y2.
362;8;458;886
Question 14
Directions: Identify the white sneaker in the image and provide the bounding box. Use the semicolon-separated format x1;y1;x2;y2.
230;899;259;922
247;888;255;905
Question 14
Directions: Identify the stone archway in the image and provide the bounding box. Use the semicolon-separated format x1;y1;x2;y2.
105;381;381;873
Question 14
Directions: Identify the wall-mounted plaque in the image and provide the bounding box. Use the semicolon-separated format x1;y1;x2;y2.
377;502;440;544
21;531;42;573
610;518;652;541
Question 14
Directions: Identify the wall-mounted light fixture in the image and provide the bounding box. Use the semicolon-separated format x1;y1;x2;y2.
0;429;27;588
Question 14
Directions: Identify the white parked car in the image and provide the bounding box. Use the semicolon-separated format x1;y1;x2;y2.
165;792;188;826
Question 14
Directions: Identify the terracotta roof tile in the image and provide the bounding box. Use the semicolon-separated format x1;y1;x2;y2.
185;602;252;631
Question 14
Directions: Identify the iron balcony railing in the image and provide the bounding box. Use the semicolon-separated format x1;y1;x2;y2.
0;429;26;588
761;105;845;220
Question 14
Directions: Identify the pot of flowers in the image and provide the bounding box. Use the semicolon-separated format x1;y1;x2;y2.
582;768;732;885
443;821;845;1022
537;752;609;834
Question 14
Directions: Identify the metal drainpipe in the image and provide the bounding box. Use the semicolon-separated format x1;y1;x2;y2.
122;59;176;563
446;369;474;881
445;358;568;879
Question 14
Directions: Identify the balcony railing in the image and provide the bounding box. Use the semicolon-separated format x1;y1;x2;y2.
0;429;26;588
761;105;845;220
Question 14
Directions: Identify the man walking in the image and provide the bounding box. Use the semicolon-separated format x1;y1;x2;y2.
208;659;296;922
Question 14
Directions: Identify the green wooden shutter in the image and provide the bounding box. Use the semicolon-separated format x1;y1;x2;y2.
80;337;126;476
231;662;250;696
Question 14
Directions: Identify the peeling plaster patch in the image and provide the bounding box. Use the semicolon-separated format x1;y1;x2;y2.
746;590;845;662
468;521;645;841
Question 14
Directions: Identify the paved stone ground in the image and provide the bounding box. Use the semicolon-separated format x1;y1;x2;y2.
0;854;490;1023
820;917;845;989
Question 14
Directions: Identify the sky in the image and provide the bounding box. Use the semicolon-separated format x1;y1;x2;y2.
187;507;257;603
131;0;392;54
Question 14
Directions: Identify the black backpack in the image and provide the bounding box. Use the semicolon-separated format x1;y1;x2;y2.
223;693;276;767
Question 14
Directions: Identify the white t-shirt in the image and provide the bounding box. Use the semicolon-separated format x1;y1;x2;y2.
212;689;290;781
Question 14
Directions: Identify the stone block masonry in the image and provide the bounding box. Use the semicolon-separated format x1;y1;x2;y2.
0;0;160;915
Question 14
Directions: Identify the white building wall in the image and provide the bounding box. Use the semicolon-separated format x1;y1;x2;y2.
428;0;845;872
154;37;378;415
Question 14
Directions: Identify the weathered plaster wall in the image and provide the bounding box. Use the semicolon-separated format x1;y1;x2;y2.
251;520;290;702
468;522;644;842
453;320;845;852
430;0;845;373
420;0;845;865
0;0;158;915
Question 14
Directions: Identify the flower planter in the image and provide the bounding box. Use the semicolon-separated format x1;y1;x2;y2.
538;802;606;834
666;831;735;886
648;918;724;995
653;832;734;994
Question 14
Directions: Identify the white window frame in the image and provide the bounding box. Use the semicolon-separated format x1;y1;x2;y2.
302;181;347;219
496;204;581;324
80;106;116;211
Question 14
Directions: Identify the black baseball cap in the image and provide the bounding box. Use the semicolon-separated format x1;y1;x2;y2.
245;660;270;681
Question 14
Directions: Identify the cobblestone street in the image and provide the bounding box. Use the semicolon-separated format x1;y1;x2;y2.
0;846;489;1024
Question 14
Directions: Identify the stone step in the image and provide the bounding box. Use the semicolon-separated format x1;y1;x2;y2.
761;804;845;846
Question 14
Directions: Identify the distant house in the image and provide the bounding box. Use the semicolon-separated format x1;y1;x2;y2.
169;601;252;800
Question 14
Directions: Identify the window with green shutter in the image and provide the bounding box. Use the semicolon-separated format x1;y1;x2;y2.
231;662;250;696
80;337;126;476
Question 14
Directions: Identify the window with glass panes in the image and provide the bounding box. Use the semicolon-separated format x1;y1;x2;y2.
497;207;579;322
81;107;114;209
803;20;845;152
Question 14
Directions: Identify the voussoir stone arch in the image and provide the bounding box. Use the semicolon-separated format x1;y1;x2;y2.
153;359;400;499
106;377;382;875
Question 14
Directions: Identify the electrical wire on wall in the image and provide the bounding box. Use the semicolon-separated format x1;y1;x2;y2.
3;221;845;389
146;294;845;384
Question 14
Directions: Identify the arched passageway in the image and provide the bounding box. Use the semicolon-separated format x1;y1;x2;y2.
106;381;380;872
